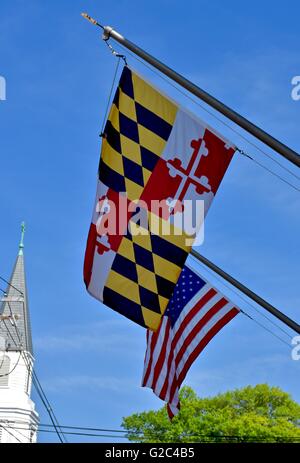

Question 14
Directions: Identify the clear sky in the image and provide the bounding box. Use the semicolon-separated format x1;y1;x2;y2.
1;0;300;443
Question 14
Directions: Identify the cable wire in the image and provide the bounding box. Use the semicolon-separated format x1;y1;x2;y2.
0;420;32;442
100;56;122;136
5;423;300;442
189;254;293;348
0;275;23;295
5;294;67;443
0;423;22;443
1;306;66;443
192;256;293;340
0;349;22;377
237;148;300;193
111;41;300;191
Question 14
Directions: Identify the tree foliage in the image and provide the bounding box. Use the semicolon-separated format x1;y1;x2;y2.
122;384;300;443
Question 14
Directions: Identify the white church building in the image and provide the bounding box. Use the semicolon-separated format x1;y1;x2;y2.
0;224;39;443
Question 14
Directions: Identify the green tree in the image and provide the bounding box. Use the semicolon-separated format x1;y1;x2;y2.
122;385;300;443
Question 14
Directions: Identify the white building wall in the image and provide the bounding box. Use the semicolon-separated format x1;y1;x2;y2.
0;351;39;443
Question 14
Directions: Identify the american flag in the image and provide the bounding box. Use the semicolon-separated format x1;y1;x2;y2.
142;264;239;419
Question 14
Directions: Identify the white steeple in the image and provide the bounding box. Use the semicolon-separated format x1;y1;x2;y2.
0;223;39;443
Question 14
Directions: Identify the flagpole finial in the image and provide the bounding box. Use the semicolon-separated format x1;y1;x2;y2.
19;221;26;255
81;13;103;29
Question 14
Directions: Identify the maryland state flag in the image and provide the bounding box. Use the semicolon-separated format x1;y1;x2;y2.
84;66;235;331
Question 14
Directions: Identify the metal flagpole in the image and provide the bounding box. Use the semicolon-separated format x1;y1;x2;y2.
191;249;300;335
103;26;300;167
81;14;300;168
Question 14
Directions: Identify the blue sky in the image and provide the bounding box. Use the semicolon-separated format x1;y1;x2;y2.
0;0;300;443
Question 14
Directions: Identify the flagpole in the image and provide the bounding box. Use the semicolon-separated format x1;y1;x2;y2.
191;249;300;335
92;22;300;168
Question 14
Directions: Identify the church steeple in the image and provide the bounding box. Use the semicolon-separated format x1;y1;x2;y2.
0;222;33;354
0;223;38;443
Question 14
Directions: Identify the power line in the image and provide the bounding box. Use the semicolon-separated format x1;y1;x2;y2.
6;300;67;443
0;420;31;442
0;349;22;377
100;56;122;136
2;317;21;351
238;149;300;193
0;275;23;295
112;42;300;191
40;423;131;433
5;423;300;442
31;367;68;443
26;422;300;440
189;254;293;348
3;289;66;443
1;304;67;443
1;299;298;444
0;423;22;443
33;428;128;439
1;253;297;443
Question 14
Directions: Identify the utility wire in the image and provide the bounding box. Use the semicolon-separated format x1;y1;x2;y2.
31;368;68;443
2;317;20;350
6;299;67;443
16;421;300;440
112;42;300;191
5;423;300;442
100;56;122;136
4;293;67;443
0;420;32;442
40;423;133;433
0;423;22;443
1;304;66;443
190;254;293;348
0;349;22;377
81;8;299;191
0;275;23;295
199;259;292;340
237;149;300;193
28;428;128;439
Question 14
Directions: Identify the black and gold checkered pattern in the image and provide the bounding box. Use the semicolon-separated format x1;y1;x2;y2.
99;66;177;201
103;212;191;330
98;67;193;331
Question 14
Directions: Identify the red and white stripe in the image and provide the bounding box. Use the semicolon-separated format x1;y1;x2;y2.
142;281;239;419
